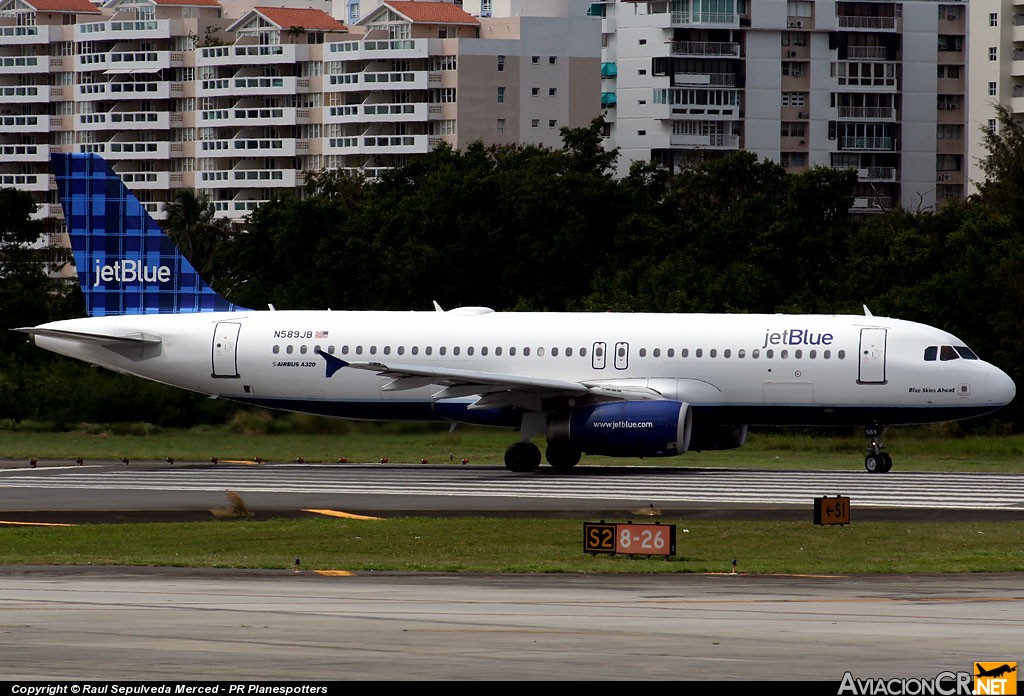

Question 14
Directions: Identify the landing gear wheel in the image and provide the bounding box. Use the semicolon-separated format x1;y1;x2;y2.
504;442;541;473
863;423;892;473
865;454;881;473
545;442;581;472
877;452;893;473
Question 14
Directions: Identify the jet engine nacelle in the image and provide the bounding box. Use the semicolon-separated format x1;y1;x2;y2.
547;400;692;457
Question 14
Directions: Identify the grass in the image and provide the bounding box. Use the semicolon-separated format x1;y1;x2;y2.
2;421;1023;574
1;517;1022;574
2;419;1024;472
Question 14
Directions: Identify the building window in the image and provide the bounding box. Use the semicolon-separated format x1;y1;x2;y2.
989;82;997;97
549;119;556;128
497;119;505;136
780;152;806;167
549;88;557;96
988;119;997;134
937;124;962;140
531;119;539;128
549;56;557;65
532;55;539;64
781;122;807;137
989;47;997;61
990;12;998;27
531;87;539;96
497;87;505;103
781;92;806;107
937;65;960;79
497;55;505;72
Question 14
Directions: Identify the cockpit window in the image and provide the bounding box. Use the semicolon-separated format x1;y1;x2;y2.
954;346;979;360
925;345;980;361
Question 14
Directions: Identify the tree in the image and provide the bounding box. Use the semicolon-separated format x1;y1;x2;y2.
976;102;1024;224
0;189;65;353
163;188;234;292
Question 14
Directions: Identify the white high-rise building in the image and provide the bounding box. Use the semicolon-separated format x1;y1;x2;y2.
600;0;968;213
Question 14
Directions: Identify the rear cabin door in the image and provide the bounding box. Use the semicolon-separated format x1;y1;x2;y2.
212;321;241;378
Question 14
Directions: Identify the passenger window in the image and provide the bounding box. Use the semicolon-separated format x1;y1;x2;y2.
411;346;419;355
286;345;293;354
369;346;377;355
695;349;703;358
724;349;731;358
639;348;647;357
752;349;759;359
551;347;558;357
681;348;689;358
667;348;674;357
510;347;516;356
823;350;830;359
794;349;801;359
809;350;816;359
537;347;545;356
383;346;390;355
738;349;745;358
781;350;788;359
467;347;474;356
838;350;846;359
481;347;488;356
327;346;335;354
440;347;447;356
524;347;531;356
940;345;958;361
300;345;308;354
397;346;404;355
766;349;774;358
355;346;363;355
495;347;503;356
579;347;587;357
425;346;433;355
272;345;280;354
453;347;460;356
710;349;717;358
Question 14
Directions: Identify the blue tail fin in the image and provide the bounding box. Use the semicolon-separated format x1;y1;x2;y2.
52;153;247;316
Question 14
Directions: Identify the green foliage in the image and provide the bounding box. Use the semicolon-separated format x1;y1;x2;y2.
5;117;1024;431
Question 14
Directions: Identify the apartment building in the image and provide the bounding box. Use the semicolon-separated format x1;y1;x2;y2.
599;0;968;212
0;0;599;237
966;0;1015;195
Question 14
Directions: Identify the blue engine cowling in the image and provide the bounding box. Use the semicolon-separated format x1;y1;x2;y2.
547;400;692;457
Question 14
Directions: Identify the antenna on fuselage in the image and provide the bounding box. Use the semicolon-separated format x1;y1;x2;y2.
863;305;873;316
433;300;445;312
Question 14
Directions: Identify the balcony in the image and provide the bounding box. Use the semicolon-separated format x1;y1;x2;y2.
0;173;46;191
857;167;896;182
0;24;50;43
839;136;894;151
325;134;429;155
117;171;170;189
846;46;888;61
0;115;44;132
837;16;898;31
0;55;48;73
0;85;46;103
850;196;892;211
837;106;895;120
198;138;296;157
0;144;46;161
106;141;170;159
325;38;428;61
673;72;736;87
325;102;427;123
670;10;739;28
669;133;739;148
108;50;170;71
199;168;297;188
198;44;297;66
325;71;428;92
669;41;740;58
76;19;170;41
109;111;169;129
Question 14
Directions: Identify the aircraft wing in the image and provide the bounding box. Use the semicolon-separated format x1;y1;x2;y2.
344;361;664;410
14;327;163;346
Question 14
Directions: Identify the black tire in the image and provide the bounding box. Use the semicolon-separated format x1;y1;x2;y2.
878;452;893;473
545;442;581;472
504;442;541;473
865;454;881;473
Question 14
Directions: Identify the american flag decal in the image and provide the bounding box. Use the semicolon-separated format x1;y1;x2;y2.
315;330;329;338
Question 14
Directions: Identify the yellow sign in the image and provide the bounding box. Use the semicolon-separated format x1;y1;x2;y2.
814;495;851;525
974;662;1017;695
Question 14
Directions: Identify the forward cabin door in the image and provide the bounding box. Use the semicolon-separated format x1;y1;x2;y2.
212;322;241;378
858;328;887;384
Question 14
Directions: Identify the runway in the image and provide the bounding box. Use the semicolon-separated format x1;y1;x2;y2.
1;460;1024;521
1;566;1021;681
1;461;1022;682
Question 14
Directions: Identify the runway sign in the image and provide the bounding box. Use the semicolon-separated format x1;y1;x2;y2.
814;495;851;526
584;521;676;557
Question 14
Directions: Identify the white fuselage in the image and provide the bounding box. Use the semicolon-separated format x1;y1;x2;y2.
30;309;1016;428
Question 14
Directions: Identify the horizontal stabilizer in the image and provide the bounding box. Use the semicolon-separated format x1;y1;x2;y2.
14;327;162;347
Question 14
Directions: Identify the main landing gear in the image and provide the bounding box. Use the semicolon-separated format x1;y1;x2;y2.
503;441;582;472
864;424;893;473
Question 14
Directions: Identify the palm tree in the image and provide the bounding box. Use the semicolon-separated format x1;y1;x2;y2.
163;188;230;285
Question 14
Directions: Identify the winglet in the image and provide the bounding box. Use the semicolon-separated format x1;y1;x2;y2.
52;153;247;316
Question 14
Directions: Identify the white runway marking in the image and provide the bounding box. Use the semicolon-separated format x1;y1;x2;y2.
1;464;1022;509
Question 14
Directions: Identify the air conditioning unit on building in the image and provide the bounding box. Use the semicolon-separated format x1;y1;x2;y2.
788;21;798;28
798;111;809;119
938;174;951;181
788;50;798;58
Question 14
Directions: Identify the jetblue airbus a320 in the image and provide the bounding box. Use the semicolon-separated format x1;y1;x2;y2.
17;154;1016;473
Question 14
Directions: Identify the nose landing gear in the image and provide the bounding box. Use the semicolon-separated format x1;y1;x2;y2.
864;424;893;473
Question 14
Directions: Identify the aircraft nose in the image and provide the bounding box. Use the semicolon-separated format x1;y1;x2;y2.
987;366;1016;406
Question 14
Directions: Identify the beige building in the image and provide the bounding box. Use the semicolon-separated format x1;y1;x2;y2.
0;0;600;267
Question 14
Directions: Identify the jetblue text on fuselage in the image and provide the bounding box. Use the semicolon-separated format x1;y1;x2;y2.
93;259;172;287
762;328;835;349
